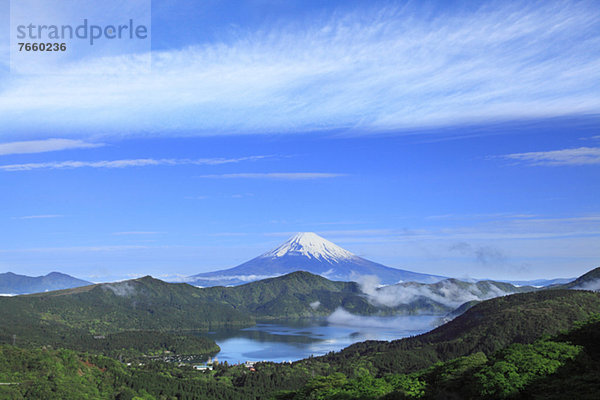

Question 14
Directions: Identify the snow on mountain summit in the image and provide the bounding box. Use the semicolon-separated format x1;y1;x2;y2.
188;232;447;286
260;232;355;263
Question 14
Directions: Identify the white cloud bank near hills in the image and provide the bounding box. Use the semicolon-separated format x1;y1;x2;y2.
355;274;512;309
1;1;599;138
572;280;600;292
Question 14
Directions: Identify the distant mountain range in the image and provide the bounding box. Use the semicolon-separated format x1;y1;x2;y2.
188;232;447;286
0;271;91;295
499;277;574;287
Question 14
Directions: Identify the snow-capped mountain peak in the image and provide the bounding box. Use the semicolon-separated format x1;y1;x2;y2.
260;232;355;263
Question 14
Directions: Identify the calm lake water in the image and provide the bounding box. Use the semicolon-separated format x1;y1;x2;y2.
202;315;442;364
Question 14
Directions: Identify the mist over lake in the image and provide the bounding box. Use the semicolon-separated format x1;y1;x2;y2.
203;315;441;363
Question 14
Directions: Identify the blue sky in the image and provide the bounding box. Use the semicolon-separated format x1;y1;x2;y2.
0;0;599;282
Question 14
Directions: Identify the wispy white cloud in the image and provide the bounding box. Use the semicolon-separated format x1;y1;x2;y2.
579;135;600;141
184;193;254;200
499;147;600;166
0;139;103;155
1;1;599;137
274;212;600;244
426;212;538;220
197;173;345;180
12;214;63;220
112;231;163;236
0;245;152;253
0;155;268;171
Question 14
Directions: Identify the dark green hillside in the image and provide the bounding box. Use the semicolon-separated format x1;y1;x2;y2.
440;299;481;323
0;272;385;358
0;272;382;356
3;276;251;333
317;289;600;375
196;271;383;317
0;276;247;358
282;315;600;399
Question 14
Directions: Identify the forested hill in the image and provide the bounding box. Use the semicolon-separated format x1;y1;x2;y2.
9;276;252;333
0;276;246;357
2;272;388;331
0;272;394;355
316;289;600;375
193;270;537;317
194;270;384;317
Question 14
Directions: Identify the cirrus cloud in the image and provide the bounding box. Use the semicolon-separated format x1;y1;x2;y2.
1;1;599;138
499;147;600;166
0;139;103;155
0;156;269;171
197;172;345;180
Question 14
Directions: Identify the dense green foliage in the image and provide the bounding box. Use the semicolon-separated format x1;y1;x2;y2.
0;345;248;399
0;277;240;359
1;288;599;399
2;314;598;399
279;314;600;399
18;277;252;332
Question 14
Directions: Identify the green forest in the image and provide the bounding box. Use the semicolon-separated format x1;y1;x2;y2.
0;281;599;399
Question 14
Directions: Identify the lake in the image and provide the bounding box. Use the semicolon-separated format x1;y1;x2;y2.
202;314;442;364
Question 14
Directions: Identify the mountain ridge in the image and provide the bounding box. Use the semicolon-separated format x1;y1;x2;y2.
0;271;92;295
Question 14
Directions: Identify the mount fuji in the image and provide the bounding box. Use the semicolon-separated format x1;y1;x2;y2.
187;232;446;287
